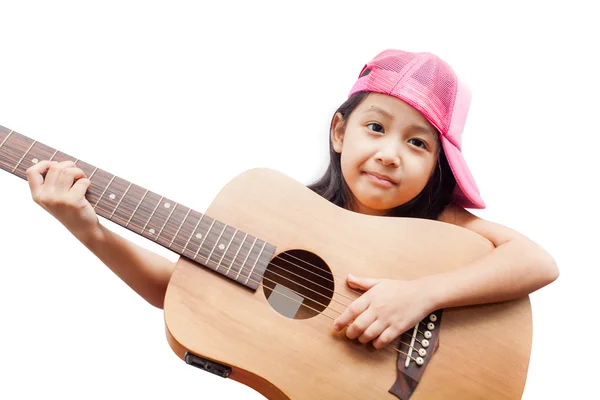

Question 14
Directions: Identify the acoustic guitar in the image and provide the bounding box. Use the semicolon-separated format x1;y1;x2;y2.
0;125;532;399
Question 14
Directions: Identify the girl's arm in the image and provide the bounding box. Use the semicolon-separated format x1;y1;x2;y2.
427;204;559;309
332;204;559;348
26;160;175;310
78;223;175;309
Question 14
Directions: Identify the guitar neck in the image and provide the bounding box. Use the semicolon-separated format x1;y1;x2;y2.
0;125;273;290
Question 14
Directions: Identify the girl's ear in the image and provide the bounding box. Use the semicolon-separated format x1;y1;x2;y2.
331;112;345;153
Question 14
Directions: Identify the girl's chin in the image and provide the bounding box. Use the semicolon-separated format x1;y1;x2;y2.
352;197;398;216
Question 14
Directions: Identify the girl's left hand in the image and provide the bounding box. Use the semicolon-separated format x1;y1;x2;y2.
332;274;435;349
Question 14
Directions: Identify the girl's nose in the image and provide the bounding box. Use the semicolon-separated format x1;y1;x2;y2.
375;146;401;167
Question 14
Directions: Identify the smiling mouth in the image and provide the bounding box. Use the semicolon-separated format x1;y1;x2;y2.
363;172;396;186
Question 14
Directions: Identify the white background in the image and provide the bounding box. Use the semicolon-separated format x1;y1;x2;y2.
0;1;597;398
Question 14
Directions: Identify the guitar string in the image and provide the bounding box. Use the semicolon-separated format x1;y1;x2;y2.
0;141;380;301
403;333;425;346
0;145;436;339
264;256;358;303
0;147;431;360
278;252;365;297
415;328;430;338
0;152;360;313
0;146;361;298
0;146;367;301
1;167;425;361
0;146;435;336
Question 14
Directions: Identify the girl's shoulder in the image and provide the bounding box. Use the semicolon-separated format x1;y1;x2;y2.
439;204;522;247
438;203;478;228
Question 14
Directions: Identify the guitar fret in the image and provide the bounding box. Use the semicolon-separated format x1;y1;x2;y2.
1;131;48;179
109;182;133;220
238;237;257;280
0;130;14;148
126;191;160;239
227;232;247;276
218;228;238;272
48;149;59;161
194;219;216;263
126;189;148;227
93;175;116;209
88;167;98;180
182;214;204;255
88;173;128;225
245;241;267;284
169;208;192;249
157;203;178;238
12;140;36;172
143;196;164;233
206;223;228;269
141;197;180;246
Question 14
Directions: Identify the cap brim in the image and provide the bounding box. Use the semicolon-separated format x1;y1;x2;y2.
441;136;486;209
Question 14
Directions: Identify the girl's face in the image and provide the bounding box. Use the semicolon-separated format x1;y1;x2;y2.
332;93;440;216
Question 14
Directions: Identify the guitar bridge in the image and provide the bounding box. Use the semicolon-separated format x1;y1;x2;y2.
389;310;443;399
184;352;232;378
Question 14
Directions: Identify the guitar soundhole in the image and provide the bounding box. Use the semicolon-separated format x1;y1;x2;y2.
262;249;334;320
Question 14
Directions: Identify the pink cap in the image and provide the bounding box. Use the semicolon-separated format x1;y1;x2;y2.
349;49;485;209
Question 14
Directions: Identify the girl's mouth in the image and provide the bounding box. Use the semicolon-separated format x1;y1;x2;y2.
363;172;396;187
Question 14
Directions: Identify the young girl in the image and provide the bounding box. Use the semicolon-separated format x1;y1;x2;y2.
25;49;559;350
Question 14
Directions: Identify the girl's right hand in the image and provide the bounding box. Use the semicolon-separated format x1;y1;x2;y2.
26;160;100;241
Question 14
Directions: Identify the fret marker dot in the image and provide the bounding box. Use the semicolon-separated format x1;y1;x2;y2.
164;202;171;208
218;244;225;250
196;233;202;239
149;229;155;234
109;193;116;200
32;158;39;164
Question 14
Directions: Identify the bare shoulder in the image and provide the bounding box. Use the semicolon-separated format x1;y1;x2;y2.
438;204;525;247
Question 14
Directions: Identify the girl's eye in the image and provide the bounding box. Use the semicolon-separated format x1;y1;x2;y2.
367;123;384;133
408;138;427;149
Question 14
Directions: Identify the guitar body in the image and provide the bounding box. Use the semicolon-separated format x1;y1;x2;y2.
164;168;532;400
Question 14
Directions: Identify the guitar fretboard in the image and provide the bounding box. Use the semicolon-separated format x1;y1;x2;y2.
0;125;274;290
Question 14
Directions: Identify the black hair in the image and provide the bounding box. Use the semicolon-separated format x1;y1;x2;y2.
307;91;456;220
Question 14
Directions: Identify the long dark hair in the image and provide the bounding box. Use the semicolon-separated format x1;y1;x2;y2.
307;91;456;220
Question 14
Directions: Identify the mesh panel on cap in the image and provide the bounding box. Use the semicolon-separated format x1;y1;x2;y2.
372;52;415;74
364;51;459;136
410;59;457;122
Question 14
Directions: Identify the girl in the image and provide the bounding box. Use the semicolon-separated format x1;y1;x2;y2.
25;49;559;350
